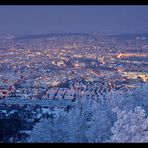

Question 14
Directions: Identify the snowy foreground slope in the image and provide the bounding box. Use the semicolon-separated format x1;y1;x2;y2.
1;84;147;143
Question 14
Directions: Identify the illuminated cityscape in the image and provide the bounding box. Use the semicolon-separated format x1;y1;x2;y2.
0;6;148;143
0;33;148;100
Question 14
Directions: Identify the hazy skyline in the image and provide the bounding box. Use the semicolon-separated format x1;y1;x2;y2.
0;5;148;35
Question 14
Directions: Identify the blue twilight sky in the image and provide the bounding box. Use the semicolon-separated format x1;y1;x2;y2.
0;5;148;35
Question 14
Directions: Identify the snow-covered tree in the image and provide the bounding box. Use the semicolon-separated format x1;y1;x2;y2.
27;118;53;143
106;83;148;114
27;97;114;143
27;106;80;143
109;106;148;143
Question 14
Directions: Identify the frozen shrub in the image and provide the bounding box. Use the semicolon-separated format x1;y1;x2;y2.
109;106;148;143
